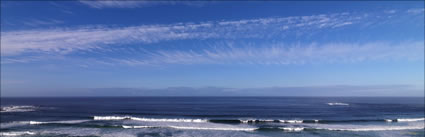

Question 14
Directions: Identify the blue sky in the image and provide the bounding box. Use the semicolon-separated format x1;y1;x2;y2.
1;1;424;96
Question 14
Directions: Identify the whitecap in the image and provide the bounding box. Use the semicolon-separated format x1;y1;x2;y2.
385;119;393;122
310;122;425;132
121;124;257;131
130;117;207;123
122;125;157;129
279;120;303;123
167;126;257;131
93;116;130;120
0;106;37;113
280;127;304;132
93;116;207;123
28;120;89;125
396;118;425;122
327;103;349;106
0;131;36;136
317;126;424;131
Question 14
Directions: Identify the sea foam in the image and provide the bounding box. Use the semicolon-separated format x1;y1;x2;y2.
396;118;425;122
93;116;207;123
0;106;37;113
316;126;425;131
0;131;36;136
121;125;257;131
327;103;349;106
28;120;89;125
280;127;305;132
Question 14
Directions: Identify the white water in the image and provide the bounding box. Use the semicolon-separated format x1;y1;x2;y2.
93;116;207;123
122;125;257;131
396;118;425;122
240;119;304;123
0;131;36;136
316;126;424;131
168;126;257;131
0;106;37;113
385;119;393;122
28;120;90;125
327;103;349;106
280;127;305;131
310;121;425;132
279;120;303;123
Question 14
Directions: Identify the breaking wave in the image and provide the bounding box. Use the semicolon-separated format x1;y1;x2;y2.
0;120;90;128
122;125;257;131
314;125;425;131
327;102;349;106
396;118;425;122
93;116;207;123
27;120;90;125
0;131;36;136
93;116;424;124
0;106;37;113
279;127;305;132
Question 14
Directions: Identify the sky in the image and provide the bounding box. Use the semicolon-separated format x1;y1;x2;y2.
1;1;424;97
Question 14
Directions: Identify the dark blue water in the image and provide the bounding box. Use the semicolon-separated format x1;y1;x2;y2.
1;97;424;136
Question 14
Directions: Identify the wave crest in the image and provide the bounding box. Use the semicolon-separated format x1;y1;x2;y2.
327;103;349;106
0;106;37;113
93;116;207;123
396;118;425;122
0;131;36;136
122;125;257;131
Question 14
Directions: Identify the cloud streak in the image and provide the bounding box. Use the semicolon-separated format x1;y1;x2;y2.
22;19;64;27
110;41;424;66
1;10;423;66
1;12;364;56
79;0;205;9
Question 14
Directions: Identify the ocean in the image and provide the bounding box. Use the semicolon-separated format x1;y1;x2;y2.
0;97;424;137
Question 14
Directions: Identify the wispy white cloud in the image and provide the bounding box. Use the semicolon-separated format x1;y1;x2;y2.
109;41;424;66
1;10;422;66
79;0;205;9
1;12;366;56
80;0;153;8
384;10;397;14
22;19;64;27
407;8;425;14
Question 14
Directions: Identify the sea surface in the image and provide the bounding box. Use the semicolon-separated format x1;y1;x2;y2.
0;97;424;137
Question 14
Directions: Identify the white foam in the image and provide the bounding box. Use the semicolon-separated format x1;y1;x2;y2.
93;116;207;123
327;103;349;106
0;106;37;113
310;122;425;132
93;116;130;120
29;121;44;125
279;120;303;123
240;119;275;123
396;118;425;122
0;131;36;136
240;119;257;123
385;119;393;122
280;127;304;132
130;117;207;123
168;126;257;131
28;120;89;125
318;126;424;131
122;125;156;129
122;124;257;131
